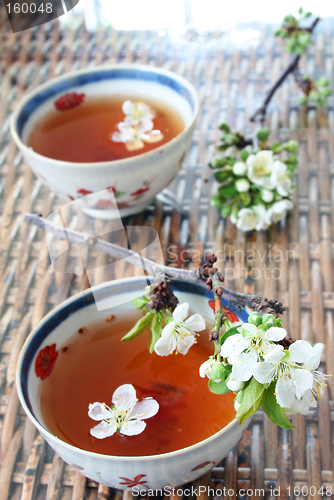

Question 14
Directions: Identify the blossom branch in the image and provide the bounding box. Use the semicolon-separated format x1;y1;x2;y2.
24;213;284;316
250;17;320;124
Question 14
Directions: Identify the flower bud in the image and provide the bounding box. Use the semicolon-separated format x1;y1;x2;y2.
233;161;247;176
285;140;298;153
260;188;274;203
209;362;225;383
248;311;262;326
261;313;277;327
226;376;245;392
235;178;250;193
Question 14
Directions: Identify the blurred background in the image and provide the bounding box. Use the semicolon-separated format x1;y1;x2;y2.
63;0;333;34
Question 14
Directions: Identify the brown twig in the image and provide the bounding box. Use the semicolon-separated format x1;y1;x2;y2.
24;213;284;315
250;17;319;124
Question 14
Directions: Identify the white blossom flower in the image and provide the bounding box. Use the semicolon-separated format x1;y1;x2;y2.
221;323;286;382
88;384;159;439
267;199;293;224
284;343;331;414
111;120;163;151
253;340;316;408
155;303;205;356
235;178;250;192
122;100;155;126
236;205;270;231
233;161;247;176
246;151;275;189
260;188;274;203
271;160;292;197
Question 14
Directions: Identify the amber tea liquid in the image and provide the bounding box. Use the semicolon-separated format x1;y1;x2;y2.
28;96;185;163
40;313;235;456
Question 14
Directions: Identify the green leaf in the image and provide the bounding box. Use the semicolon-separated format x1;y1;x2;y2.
149;311;163;353
262;383;296;429
219;183;238;198
221;203;232;218
219;122;231;133
236;377;265;425
121;313;154;341
220;326;240;346
132;296;150;309
270;142;281;151
208;375;231;395
165;316;174;324
214;170;233;183
211;193;223;209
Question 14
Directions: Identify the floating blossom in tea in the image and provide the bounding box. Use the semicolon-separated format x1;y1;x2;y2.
111;100;164;151
88;384;159;439
154;303;206;356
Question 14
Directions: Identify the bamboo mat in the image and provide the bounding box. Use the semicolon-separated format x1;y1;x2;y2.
0;8;334;500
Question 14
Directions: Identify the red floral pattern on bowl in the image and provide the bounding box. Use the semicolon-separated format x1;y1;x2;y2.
54;92;85;111
35;343;58;380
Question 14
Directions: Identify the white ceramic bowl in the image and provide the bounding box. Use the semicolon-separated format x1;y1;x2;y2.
16;277;248;490
10;65;199;219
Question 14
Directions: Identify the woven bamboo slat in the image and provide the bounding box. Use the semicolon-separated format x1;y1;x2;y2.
0;8;334;500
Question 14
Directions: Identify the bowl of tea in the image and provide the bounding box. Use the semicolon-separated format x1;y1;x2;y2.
17;277;247;490
10;65;199;219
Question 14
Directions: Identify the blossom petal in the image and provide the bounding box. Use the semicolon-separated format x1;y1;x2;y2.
120;419;146;436
304;343;323;371
137;118;154;134
122;100;135;115
291;368;313;399
221;334;248;358
276;377;295;408
177;332;196;355
264;349;285;364
288;340;313;363
253;362;276;384
129;398;159;420
199;360;212;378
111;131;125;143
90;421;117;439
264;327;287;342
154;330;177;356
263;342;284;357
88;402;113;421
184;313;206;332
112;384;137;410
143;131;164;143
238;323;257;338
126;138;144;151
231;351;257;382
173;303;189;323
226;376;244;392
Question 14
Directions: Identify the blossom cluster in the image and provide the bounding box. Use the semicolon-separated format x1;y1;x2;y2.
111;100;164;151
210;126;298;231
200;312;330;426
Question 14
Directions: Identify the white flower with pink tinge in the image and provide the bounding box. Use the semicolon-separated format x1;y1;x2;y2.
111;120;164;151
88;384;159;439
122;100;155;126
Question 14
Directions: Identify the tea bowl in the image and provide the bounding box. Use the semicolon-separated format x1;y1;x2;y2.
16;277;248;490
10;65;199;219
